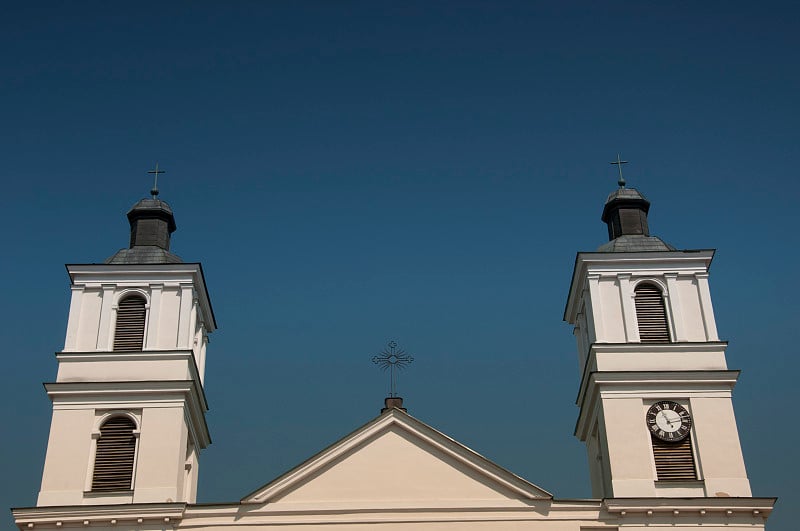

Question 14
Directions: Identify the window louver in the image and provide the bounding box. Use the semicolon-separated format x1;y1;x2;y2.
92;417;136;492
113;296;146;351
652;436;697;481
634;284;670;343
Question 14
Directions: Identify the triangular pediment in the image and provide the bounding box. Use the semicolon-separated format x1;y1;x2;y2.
242;408;551;508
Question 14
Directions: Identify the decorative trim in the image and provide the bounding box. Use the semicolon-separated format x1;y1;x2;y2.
12;503;186;529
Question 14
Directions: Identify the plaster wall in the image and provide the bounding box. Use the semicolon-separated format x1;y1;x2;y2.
38;399;197;507
74;289;102;351
274;427;523;505
55;353;196;383
690;397;751;497
601;397;657;497
585;412;612;498
586;273;715;346
677;280;706;342
38;409;95;506
588;345;728;373
597;279;626;343
134;407;189;503
156;288;181;350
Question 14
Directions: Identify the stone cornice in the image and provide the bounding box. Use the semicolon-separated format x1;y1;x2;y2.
576;341;731;402
54;349;205;393
12;502;186;529
564;249;715;323
181;498;611;526
575;370;741;440
603;496;776;520
43;380;211;448
589;341;728;354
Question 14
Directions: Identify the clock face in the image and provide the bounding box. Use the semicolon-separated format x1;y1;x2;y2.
646;401;692;442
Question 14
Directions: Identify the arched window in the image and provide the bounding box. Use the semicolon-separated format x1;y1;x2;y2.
113;295;146;351
91;416;137;492
634;283;670;343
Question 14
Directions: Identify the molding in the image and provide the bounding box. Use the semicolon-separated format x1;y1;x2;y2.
66;263;217;332
575;341;730;401
576;342;729;404
564;249;715;323
43;380;211;448
588;342;728;354
603;496;776;518
575;370;741;440
12;503;186;529
54;349;205;391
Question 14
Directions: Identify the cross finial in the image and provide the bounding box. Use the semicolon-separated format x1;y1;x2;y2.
147;162;166;198
372;341;414;398
610;154;628;188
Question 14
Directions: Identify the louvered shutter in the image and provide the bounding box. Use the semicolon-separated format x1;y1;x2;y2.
652;436;697;480
92;417;137;492
634;284;670;343
113;296;146;351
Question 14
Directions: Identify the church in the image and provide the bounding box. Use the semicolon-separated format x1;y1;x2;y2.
11;176;776;530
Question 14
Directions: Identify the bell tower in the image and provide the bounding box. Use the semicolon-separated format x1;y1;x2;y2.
37;194;216;506
564;178;751;499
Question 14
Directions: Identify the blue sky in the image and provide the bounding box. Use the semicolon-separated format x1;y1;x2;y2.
1;2;797;529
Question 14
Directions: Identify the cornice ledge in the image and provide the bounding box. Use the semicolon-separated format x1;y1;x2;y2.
590;341;728;353
577;249;715;264
43;380;211;447
589;370;740;385
13;502;186;527
67;262;202;273
576;369;740;410
56;350;195;361
44;380;199;396
603;496;777;516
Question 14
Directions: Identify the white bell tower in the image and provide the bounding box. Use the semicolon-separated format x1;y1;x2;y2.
564;181;752;499
37;195;216;506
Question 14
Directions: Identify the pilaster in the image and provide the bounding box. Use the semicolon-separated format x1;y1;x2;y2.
145;284;163;350
695;273;719;341
64;286;84;351
95;285;116;350
664;273;687;342
586;274;605;342
617;274;638;342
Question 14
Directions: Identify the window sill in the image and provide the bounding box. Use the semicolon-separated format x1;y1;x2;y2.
84;490;134;497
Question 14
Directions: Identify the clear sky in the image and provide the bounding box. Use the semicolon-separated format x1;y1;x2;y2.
1;2;797;530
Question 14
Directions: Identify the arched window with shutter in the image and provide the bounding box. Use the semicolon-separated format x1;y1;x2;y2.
91;416;137;492
113;295;146;351
634;283;671;343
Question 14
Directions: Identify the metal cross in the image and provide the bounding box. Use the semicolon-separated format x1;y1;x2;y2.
372;341;414;398
610;154;628;188
147;162;166;198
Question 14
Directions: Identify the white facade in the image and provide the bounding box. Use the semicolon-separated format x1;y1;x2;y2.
564;250;751;500
16;408;775;530
12;190;775;530
37;263;215;507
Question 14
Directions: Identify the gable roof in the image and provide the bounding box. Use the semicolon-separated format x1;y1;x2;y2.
241;407;552;506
